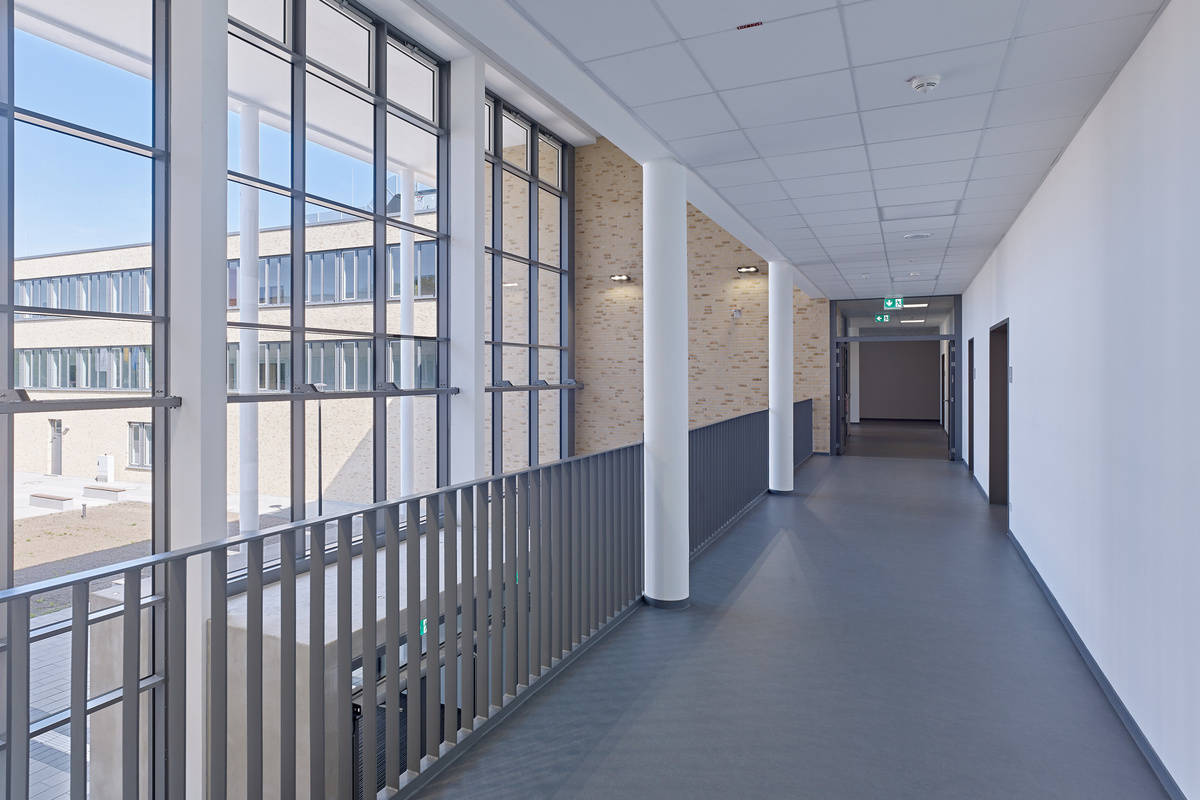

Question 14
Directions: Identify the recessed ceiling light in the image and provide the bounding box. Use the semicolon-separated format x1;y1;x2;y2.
609;274;632;282
907;74;940;94
736;265;760;274
899;319;926;324
908;271;920;277
501;281;519;288
904;302;929;308
903;232;933;240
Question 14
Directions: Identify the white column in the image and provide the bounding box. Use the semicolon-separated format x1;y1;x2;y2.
169;1;227;797
642;158;689;607
396;168;415;494
447;55;487;483
768;261;794;492
238;105;260;531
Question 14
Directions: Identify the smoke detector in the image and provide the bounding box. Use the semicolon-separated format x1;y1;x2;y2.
907;74;940;94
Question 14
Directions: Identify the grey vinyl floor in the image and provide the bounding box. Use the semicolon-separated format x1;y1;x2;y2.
843;419;949;460
418;454;1167;800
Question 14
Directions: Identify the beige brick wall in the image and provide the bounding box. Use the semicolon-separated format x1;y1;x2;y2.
573;138;830;455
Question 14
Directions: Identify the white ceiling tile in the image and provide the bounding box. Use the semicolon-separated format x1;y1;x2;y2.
810;221;881;237
988;73;1113;127
739;199;799;219
671;130;759;166
767;146;869;178
654;0;837;38
697;158;775;187
792;191;878;214
977;116;1082;156
720;70;858;128
757;214;811;231
781;171;874;198
1017;0;1162;35
589;43;712;107
867;131;981;169
744;114;863;157
637;93;737;140
512;0;676;61
957;195;1027;214
842;0;1022;65
721;182;788;203
687;10;848;90
880;200;959;219
969;149;1059;179
814;232;883;246
1000;15;1154;89
803;207;879;226
880;215;958;232
861;93;991;143
871;159;973;189
875;182;965;206
852;42;1007;110
964;173;1042;198
824;246;887;259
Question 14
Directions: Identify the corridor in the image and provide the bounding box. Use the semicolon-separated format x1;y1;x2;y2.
420;454;1166;799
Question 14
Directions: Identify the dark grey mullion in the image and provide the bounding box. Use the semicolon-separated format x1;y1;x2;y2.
490;100;504;476
435;59;451;488
561;142;575;458
528;130;539;467
289;0;307;523
1;0;17;601
372;18;387;503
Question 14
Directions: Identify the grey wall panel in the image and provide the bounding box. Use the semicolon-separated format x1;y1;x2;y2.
859;340;940;421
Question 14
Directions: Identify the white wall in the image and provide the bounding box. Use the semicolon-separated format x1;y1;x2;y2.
963;1;1199;795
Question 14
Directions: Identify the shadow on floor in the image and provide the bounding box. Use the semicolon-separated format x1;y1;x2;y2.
417;456;1166;800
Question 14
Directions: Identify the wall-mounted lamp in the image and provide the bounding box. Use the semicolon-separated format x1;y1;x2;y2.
736;265;760;274
609;274;632;282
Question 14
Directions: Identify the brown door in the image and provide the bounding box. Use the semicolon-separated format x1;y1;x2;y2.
989;323;1009;505
967;338;974;471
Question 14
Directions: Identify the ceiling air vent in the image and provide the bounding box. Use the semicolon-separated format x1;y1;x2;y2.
907;74;940;94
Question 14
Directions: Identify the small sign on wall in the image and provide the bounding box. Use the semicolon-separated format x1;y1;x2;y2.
875;314;890;323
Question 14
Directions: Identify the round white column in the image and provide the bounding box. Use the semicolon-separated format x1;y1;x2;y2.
237;105;260;533
768;261;794;492
642;158;689;607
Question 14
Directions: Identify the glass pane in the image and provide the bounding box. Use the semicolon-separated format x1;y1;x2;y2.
386;228;437;336
500;260;529;344
386;115;439;225
226;402;293;535
306;0;372;85
386;338;437;390
230;0;286;41
304;397;374;516
387;395;437;498
14;409;153;587
15;0;153;144
501;345;529;387
537;189;561;267
537;390;560;465
483;256;493;343
306;74;374;211
537;268;560;346
501;113;529;171
15;123;151;260
501;170;530;257
225;325;291;395
303;333;372;391
386;43;436;122
228;35;292;187
227;181;292;320
305;203;373;333
483;100;494;153
483;162;493;249
14;319;153;396
501;391;529;472
538;136;561;187
537;347;560;385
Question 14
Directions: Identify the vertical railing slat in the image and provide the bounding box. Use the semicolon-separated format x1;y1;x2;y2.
527;470;540;679
361;510;379;796
405;499;421;775
308;524;326;800
336;517;354;795
474;484;489;719
279;530;297;798
442;491;459;747
539;468;552;671
165;560;187;800
425;495;441;761
490;478;504;706
210;550;228;800
70;583;88;800
246;539;265;800
122;568;139;800
384;505;402;789
7;595;30;800
459;489;475;731
502;476;517;698
516;472;530;687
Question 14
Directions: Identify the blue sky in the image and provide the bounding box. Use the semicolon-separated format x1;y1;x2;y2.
15;28;388;258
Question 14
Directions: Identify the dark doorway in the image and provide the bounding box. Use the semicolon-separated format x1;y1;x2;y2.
967;338;975;471
988;322;1009;505
939;354;945;426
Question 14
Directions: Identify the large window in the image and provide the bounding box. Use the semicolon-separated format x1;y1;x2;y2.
128;422;153;469
484;95;573;472
227;0;447;533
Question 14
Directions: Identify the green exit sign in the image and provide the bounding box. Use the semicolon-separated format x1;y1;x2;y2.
875;314;890;323
883;297;904;309
420;618;427;636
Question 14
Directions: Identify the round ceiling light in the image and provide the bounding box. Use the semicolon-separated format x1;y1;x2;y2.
736;265;760;274
903;232;934;240
907;74;940;94
609;274;632;282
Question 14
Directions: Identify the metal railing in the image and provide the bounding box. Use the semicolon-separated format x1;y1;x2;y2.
0;443;644;799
